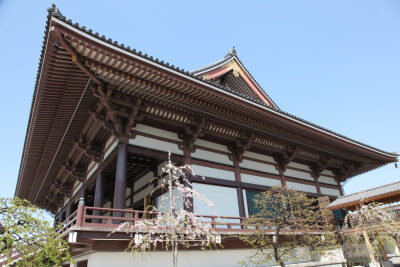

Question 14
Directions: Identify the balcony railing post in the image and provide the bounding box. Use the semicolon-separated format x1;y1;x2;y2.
76;198;85;227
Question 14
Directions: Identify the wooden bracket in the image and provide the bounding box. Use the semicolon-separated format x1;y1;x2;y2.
74;134;102;162
309;155;330;179
64;159;86;182
178;117;206;153
228;132;254;163
273;145;299;172
52;27;102;84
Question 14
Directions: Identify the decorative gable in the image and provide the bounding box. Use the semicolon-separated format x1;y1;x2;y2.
192;47;278;108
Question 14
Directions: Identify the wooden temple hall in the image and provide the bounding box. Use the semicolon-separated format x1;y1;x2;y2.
15;5;398;262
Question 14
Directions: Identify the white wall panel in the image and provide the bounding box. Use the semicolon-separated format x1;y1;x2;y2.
284;169;313;181
192;164;235;181
194;139;229;152
87;162;98;180
318;175;337;185
243;151;274;163
129;136;183;155
286;182;317;194
134;124;180;141
104;139;118;159
134;171;154;190
191;149;232;166
241;173;281;187
134;187;153;203
321;169;334;176
287;162;310;171
240;159;279;175
320;187;340;196
104;135;116;150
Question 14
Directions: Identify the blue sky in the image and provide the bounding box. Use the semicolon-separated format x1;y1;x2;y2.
0;0;399;199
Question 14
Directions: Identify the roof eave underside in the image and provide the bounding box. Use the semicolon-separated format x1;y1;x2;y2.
16;12;398;201
48;16;397;160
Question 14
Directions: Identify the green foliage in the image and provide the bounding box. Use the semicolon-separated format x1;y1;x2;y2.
0;197;73;266
239;186;337;267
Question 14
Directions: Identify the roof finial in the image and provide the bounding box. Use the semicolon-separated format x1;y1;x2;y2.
230;46;237;56
47;3;63;17
225;46;237;58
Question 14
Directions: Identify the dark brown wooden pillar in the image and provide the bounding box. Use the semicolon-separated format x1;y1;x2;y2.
314;176;321;194
234;160;246;218
113;143;128;218
335;178;344;196
93;169;104;222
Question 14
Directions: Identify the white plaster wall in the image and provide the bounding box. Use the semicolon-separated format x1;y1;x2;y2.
86;161;98;180
194;138;229;152
287;162;310;171
133;187;153;203
318;175;337;185
191;149;233;166
134;124;180;141
70;248;345;267
192;164;235;181
134;171;154;189
78;249;257;267
240;159;279;175
320;187;340;196
243;151;275;163
284;169;314;181
286;181;317;194
103;138;118;159
241;173;281;187
321;169;334;176
104;135;116;150
129;135;183;155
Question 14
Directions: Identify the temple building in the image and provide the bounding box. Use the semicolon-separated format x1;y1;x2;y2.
14;5;398;267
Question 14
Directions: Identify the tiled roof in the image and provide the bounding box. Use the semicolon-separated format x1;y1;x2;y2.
327;180;400;209
28;5;399;159
191;47;279;109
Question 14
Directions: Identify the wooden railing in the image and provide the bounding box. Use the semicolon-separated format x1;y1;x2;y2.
59;204;330;234
56;209;78;234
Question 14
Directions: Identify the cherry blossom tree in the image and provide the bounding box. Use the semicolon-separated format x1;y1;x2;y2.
115;154;221;267
339;202;400;266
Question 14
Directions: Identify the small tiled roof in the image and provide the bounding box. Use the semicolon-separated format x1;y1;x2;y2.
327;180;400;209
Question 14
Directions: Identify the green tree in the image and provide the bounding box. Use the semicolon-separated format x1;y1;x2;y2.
240;186;337;267
0;197;73;266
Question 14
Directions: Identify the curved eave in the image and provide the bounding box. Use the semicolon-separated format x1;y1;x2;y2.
50;16;398;161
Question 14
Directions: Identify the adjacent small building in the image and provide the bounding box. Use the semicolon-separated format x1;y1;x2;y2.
14;5;398;266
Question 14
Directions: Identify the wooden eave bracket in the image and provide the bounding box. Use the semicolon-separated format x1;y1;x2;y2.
52;26;102;85
178;117;206;153
228;132;254;163
92;86;144;141
309;155;330;179
273;145;299;173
